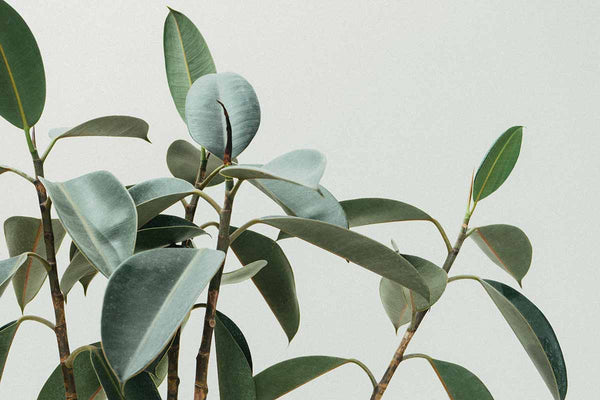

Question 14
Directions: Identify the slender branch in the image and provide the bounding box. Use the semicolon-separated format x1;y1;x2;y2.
19;314;56;331
194;178;236;400
0;164;36;183
26;127;77;399
229;218;261;244
447;274;480;283
348;358;378;389
370;210;473;400
64;345;99;369
429;218;452;253
199;221;219;230
40;137;58;162
192;190;221;215
197;163;225;190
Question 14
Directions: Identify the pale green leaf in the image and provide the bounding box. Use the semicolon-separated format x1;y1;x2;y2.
340;198;431;228
166;139;231;187
222;260;268;285
48;116;149;142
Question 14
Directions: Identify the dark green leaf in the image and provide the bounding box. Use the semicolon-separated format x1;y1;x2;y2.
340;198;431;228
257;216;430;300
0;320;19;382
135;214;208;252
4;216;66;311
254;356;373;400
166;139;231;187
101;248;224;382
470;224;532;285
186;72;260;159
230;228;299;342
164;7;216;120
473;126;523;202
475;278;567;399
222;149;326;190
0;0;45;128
41;171;137;277
128;177;196;227
215;312;256;400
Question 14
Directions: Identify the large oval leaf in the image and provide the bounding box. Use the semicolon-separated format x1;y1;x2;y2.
407;354;494;400
254;356;373;400
256;216;430;300
215;312;256;400
0;0;45;129
340;198;431;227
101;248;224;382
470;224;532;285
166;139;229;187
229;228;299;342
41;171;137;277
128;177;197;227
185;72;260;159
473;126;523;202
473;278;567;399
222;149;326;190
4;216;66;311
164;7;216;120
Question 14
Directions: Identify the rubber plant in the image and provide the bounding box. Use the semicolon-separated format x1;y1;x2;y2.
0;2;567;400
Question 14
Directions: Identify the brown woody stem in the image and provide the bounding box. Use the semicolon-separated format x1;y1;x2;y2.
370;212;472;400
30;146;77;400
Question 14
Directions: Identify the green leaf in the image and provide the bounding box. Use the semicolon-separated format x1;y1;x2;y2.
254;356;373;400
215;312;256;400
0;0;45;129
38;344;104;400
379;255;447;332
474;278;567;400
222;260;268;285
229;228;299;342
0;320;19;382
186;72;260;159
340;198;431;228
0;253;29;297
256;216;430;300
49;115;149;142
409;354;494;400
4;216;66;311
128;177;197;227
164;7;216;120
473;126;523;202
41;171;137;277
469;224;532;285
135;214;208;252
60;252;95;298
166;139;232;187
101;248;224;382
222;149;326;190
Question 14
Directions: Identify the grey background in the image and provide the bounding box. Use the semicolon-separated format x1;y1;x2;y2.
0;1;598;398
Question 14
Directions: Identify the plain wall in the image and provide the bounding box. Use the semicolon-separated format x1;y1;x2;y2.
0;1;598;398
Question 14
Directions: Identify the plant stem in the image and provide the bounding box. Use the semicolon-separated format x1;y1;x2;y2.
194;178;235;400
370;211;472;400
167;151;209;400
26;128;77;399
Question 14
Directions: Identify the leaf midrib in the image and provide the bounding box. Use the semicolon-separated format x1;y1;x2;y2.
0;42;28;129
474;130;520;202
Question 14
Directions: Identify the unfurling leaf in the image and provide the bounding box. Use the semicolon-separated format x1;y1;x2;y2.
221;149;326;190
0;0;45;129
469;224;532;285
230;227;300;342
164;7;216;120
41;171;137;277
101;248;224;382
4;216;66;310
473;126;522;202
166;139;230;187
185;72;260;159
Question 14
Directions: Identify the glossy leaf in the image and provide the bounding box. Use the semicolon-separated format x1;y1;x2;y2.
222;260;268;285
222;149;326;190
0;0;45;129
0;253;28;297
475;278;567;400
215;312;256;400
229;228;300;342
257;216;430;300
128;177;196;227
41;171;137;277
254;356;373;400
185;72;260;159
38;344;104;400
166;139;231;187
4;216;66;310
164;7;216;120
379;255;447;332
470;224;532;285
411;354;494;400
101;248;224;382
135;214;208;252
340;198;431;228
473;126;523;202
